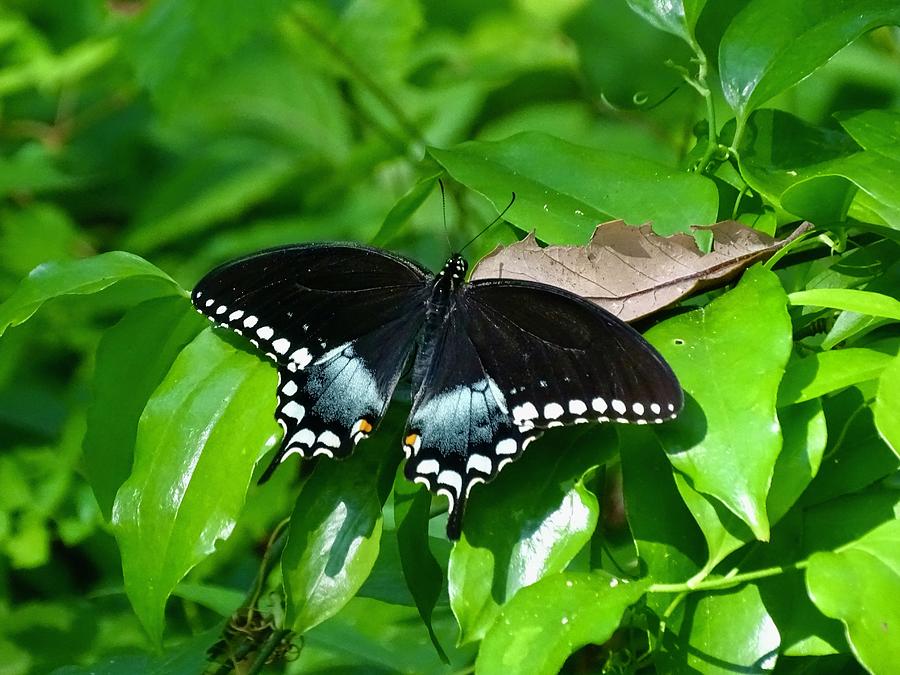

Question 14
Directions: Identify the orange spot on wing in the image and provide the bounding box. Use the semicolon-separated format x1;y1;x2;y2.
405;433;418;446
359;419;373;433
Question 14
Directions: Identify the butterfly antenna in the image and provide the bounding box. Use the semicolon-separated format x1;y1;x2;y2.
458;192;516;254
439;179;452;253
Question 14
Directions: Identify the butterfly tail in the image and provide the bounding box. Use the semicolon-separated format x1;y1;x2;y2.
445;490;469;541
257;448;287;485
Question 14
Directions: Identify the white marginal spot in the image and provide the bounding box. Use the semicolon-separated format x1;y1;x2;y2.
651;403;661;414
574;418;588;424
438;470;463;494
417;459;440;475
496;438;517;455
497;457;514;471
611;399;627;415
215;305;227;315
512;402;539;425
281;401;305;422
654;418;664;424
288;428;315;448
437;488;455;513
280;447;305;462
568;399;587;415
668;403;675;412
544;402;564;420
195;291;203;298
313;447;334;458
592;397;608;413
353;431;368;444
598;416;610;422
466;454;492;475
204;298;215;307
250;339;259;347
670;412;678;419
465;476;486;497
616;417;629;423
290;347;313;370
229;309;244;321
637;419;648;425
632;402;645;415
413;476;431;488
257;326;274;340
243;315;259;328
522;436;536;449
272;338;290;355
282;380;298;397
318;430;341;448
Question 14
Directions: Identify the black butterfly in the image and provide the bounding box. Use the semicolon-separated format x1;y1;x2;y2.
192;242;683;539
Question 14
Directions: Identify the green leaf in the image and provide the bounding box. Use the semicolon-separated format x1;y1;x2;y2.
837;109;900;162
429;132;718;242
619;428;705;600
0;252;181;338
282;410;402;634
84;296;206;519
476;571;648;675
719;0;900;120
874;353;900;459
448;427;604;644
625;0;707;46
649;265;792;540
112;329;277;642
662;583;781;673
124;138;300;252
370;171;441;247
394;480;448;663
788;289;900;322
777;348;895;407
767;400;827;524
806;518;900;674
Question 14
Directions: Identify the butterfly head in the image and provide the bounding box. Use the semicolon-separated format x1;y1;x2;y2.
439;254;468;282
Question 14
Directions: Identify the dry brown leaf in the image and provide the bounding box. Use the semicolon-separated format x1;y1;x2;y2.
470;220;812;322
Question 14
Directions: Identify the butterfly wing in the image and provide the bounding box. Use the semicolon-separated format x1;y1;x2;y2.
404;278;682;539
192;244;430;476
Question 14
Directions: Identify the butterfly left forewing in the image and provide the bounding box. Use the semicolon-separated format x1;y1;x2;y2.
192;244;430;478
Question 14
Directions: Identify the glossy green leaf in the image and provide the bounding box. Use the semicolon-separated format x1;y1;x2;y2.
394;480;448;662
662;583;781;673
719;0;900;119
429;132;718;242
649;265;792;540
789;289;900;322
0;252;181;338
767;400;827;524
476;571;649;675
282;411;402;634
112;329;278;642
625;0;707;46
84;297;206;519
777;348;895;407
874;353;900;459
619;428;705;600
806;518;900;673
448;427;604;644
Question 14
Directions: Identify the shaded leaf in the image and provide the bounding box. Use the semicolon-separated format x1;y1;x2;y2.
719;0;900;119
370;171;442;247
0;252;180;338
430;132;718;243
476;571;649;675
874;353;900;458
112;329;277;642
84;296;207;519
471;220;810;321
806;518;900;674
448;427;605;644
282;410;402;634
625;0;707;46
648;265;792;540
394;480;448;663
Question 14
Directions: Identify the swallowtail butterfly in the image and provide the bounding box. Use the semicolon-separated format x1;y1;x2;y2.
192;242;682;538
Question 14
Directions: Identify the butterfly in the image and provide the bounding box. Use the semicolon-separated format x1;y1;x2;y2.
192;242;683;539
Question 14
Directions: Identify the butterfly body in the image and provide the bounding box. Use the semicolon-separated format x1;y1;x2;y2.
192;243;682;539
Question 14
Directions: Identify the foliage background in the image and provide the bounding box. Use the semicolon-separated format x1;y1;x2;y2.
1;0;899;673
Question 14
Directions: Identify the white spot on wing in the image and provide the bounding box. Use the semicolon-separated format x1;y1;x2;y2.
417;459;440;475
281;401;305;422
317;430;341;448
632;402;645;415
466;454;492;474
281;380;298;397
512;402;539;424
290;348;312;370
288;428;315;447
272;338;290;355
568;400;587;415
611;399;626;415
592;397;608;413
257;326;274;340
496;438;517;455
650;403;661;414
243;315;258;328
437;470;462;494
216;305;227;315
204;298;215;307
229;309;244;321
544;402;564;419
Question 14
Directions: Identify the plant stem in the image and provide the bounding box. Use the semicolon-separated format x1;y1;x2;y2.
649;559;809;594
246;629;292;675
291;7;425;151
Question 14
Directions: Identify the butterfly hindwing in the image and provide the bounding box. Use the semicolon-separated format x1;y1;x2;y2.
192;244;430;475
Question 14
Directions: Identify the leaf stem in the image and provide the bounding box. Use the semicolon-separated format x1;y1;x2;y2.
649;559;809;594
291;7;425;151
245;628;292;675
